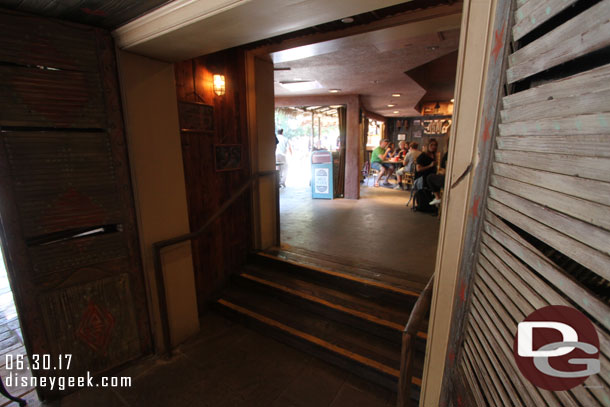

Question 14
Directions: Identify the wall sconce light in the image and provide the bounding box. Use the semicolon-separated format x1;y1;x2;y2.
213;74;225;96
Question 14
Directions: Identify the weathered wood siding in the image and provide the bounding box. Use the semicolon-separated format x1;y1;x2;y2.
447;0;610;405
174;49;252;312
0;10;151;399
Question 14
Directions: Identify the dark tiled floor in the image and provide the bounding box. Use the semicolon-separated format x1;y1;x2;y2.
17;313;395;407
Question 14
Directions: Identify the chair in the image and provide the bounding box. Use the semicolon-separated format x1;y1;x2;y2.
363;161;380;187
368;166;379;187
406;176;423;207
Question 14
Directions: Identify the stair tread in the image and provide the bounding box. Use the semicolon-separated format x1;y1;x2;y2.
241;264;412;331
262;246;428;291
217;285;407;374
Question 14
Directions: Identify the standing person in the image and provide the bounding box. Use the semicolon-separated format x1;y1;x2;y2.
370;138;394;187
394;141;420;190
275;129;291;188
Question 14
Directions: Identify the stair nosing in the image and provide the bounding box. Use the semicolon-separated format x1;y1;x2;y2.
217;297;400;378
241;272;404;330
240;271;428;340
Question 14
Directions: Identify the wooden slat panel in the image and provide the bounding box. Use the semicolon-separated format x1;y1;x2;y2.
463;339;504;407
491;175;610;235
496;134;610;158
474;283;587;407
469;308;546;406
492;163;610;206
501;88;610;124
459;361;488;407
482;221;610;360
513;0;578;41
499;113;610;137
471;289;562;407
502;64;610;110
507;0;610;83
487;197;610;280
0;11;99;71
466;324;525;407
0;66;105;128
494;150;610;182
481;234;610;396
467;315;530;407
482;216;610;364
478;257;536;316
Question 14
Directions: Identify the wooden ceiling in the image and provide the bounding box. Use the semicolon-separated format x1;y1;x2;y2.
0;0;171;29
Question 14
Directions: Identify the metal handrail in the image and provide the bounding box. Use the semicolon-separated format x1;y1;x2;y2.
397;274;434;407
152;170;278;356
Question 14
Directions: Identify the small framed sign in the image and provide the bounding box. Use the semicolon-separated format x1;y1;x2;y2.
214;144;242;172
178;101;214;132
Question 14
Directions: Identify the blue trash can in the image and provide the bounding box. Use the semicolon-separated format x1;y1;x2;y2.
311;150;333;199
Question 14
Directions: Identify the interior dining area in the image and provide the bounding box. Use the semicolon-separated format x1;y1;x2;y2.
272;22;458;281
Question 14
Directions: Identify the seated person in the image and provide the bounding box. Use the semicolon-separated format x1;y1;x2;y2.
427;127;451;205
395;141;420;190
387;142;396;158
414;139;438;188
393;140;408;161
370;138;394;187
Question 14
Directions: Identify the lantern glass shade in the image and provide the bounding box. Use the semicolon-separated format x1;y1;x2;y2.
213;74;226;96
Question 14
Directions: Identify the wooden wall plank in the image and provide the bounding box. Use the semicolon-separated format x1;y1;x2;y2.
487;197;610;280
513;0;578;41
494;150;610;182
496;134;610;158
491;176;610;235
502;64;610;110
499;113;610;137
507;0;610;83
500;88;610;123
0;11;99;71
0;65;105;128
174;49;252;312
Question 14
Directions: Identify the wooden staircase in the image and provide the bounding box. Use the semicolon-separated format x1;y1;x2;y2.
213;249;430;402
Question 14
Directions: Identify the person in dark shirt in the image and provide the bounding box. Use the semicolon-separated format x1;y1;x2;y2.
427;151;447;206
415;138;438;182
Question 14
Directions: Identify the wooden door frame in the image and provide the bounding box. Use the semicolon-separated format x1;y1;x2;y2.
243;2;507;404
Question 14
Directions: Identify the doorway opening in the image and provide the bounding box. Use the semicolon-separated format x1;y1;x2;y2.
270;21;460;285
0;243;34;401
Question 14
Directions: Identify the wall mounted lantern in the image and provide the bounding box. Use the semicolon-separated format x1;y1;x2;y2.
213;74;226;96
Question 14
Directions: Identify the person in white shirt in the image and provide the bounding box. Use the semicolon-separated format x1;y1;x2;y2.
275;129;291;187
